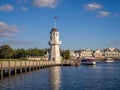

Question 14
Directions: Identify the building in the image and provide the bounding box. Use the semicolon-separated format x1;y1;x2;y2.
93;49;103;59
70;50;76;59
48;28;61;64
70;50;79;59
79;49;93;58
103;48;120;59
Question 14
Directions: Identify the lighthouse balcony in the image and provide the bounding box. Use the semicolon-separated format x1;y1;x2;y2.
48;40;61;45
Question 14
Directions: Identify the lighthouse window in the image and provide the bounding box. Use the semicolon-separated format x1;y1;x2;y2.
53;33;55;36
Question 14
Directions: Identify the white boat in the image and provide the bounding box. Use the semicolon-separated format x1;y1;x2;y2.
104;58;114;63
81;58;96;65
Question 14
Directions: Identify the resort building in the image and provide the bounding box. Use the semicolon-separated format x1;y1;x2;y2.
79;49;93;58
70;50;76;59
93;49;103;59
70;50;79;59
103;48;120;59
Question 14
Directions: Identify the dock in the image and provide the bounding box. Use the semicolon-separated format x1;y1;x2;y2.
62;59;81;66
0;60;55;78
0;59;81;79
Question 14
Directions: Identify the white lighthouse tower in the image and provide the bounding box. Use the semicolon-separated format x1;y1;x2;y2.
48;17;61;65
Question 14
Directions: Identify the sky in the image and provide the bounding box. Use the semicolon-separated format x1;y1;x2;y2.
0;0;120;50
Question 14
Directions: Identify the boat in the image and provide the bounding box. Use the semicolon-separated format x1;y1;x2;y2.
81;57;96;65
104;58;114;63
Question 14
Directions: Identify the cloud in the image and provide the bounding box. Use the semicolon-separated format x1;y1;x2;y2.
97;11;110;17
0;4;14;12
0;33;12;38
2;40;34;45
20;6;28;11
85;3;103;10
0;21;18;38
32;0;60;8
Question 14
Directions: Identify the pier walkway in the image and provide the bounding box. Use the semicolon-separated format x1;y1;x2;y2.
0;59;81;79
0;60;55;78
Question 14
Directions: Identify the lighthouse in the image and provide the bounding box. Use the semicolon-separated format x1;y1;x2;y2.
48;17;61;64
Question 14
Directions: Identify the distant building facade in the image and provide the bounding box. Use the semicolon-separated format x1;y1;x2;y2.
79;49;93;58
70;50;76;59
103;48;120;59
93;49;103;59
70;50;79;59
70;48;120;60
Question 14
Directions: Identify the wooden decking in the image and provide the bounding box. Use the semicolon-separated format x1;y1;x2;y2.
62;59;81;66
0;60;55;78
0;59;81;79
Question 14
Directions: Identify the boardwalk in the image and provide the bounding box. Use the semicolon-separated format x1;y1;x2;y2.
0;60;55;78
62;59;81;66
0;59;81;79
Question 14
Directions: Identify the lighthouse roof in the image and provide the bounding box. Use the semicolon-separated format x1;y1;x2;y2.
50;28;58;33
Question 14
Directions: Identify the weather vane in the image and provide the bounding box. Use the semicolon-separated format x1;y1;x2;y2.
54;16;58;28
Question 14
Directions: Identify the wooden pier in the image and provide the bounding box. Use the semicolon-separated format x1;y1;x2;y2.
0;59;81;79
0;60;55;78
62;59;81;66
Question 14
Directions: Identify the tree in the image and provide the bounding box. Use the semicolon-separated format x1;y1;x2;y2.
61;49;70;60
14;48;26;58
31;48;40;56
0;45;14;59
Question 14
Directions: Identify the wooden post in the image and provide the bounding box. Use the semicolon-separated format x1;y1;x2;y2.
14;61;17;75
29;61;31;71
39;60;40;69
1;61;3;78
20;61;22;73
25;61;27;72
1;70;3;79
42;61;44;68
8;61;11;77
39;61;41;68
48;61;49;67
33;61;34;71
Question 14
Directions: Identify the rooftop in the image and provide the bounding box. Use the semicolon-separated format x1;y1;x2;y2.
50;28;58;33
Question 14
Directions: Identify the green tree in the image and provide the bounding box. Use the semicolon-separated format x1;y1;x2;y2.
61;49;70;60
14;48;26;58
0;45;14;59
31;48;40;56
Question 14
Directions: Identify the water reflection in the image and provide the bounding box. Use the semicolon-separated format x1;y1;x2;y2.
49;66;61;90
1;62;120;90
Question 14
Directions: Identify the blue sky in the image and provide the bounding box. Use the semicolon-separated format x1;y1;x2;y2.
0;0;120;50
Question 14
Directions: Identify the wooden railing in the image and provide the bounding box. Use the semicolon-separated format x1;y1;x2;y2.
0;60;55;78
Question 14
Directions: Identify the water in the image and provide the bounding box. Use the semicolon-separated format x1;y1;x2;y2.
0;61;120;90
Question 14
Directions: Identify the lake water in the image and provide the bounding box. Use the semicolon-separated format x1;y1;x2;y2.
0;61;120;90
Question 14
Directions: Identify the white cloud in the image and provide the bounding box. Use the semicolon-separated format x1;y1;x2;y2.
0;21;18;37
0;33;12;37
97;11;110;17
85;3;102;10
20;6;28;11
0;4;14;12
32;0;60;8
